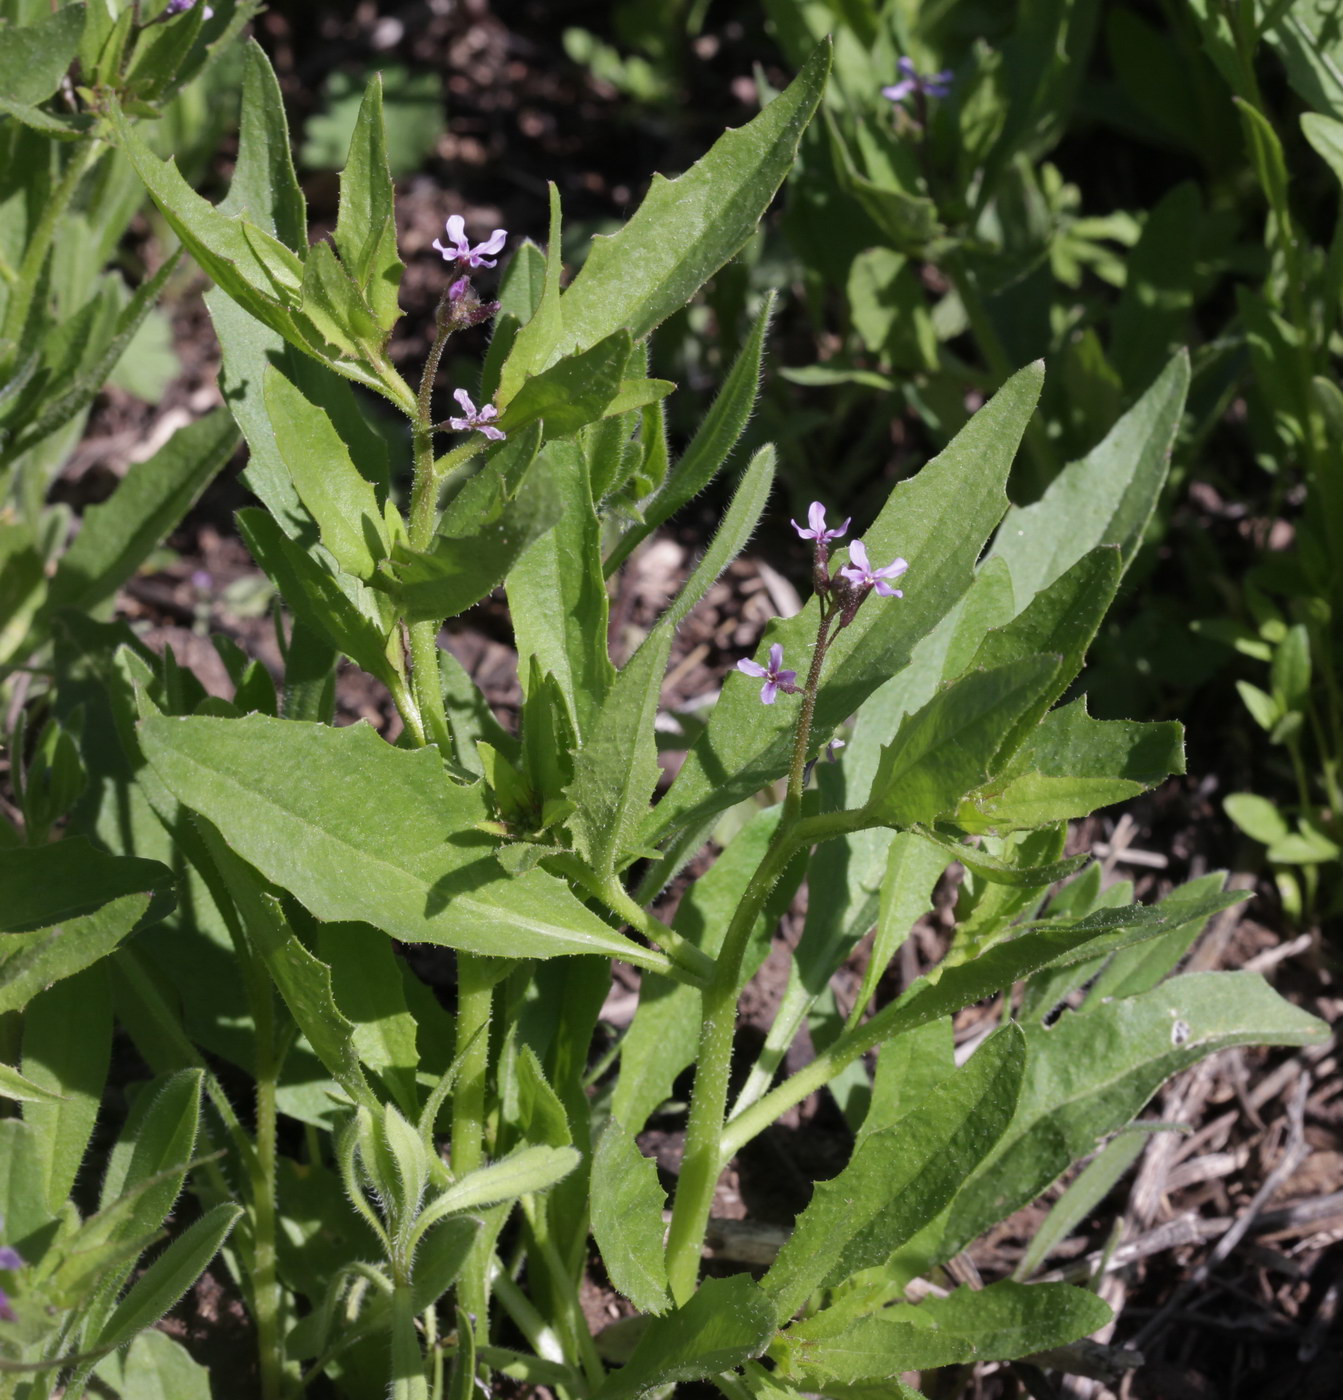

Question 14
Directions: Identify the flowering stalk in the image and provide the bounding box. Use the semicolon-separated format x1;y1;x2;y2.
404;221;506;754
405;218;508;1358
664;505;907;1301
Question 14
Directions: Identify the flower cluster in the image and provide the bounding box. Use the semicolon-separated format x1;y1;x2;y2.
734;503;908;705
430;215;509;439
882;56;953;106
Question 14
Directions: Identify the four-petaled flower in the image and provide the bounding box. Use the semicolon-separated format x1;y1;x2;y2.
433;215;508;270
882;56;953;105
840;540;908;597
791;501;850;544
447;389;505;441
0;1242;22;1324
737;643;798;705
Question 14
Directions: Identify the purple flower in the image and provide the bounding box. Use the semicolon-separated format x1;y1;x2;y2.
736;643;798;705
0;1243;22;1325
447;388;505;441
433;215;507;270
840;540;908;598
882;56;953;105
165;0;214;16
791;501;850;544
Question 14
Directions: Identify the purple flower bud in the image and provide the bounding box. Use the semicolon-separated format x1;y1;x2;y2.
433;215;508;271
839;540;908;598
791;501;850;544
438;277;500;332
882;57;953;106
165;0;214;16
447;388;505;441
736;642;799;705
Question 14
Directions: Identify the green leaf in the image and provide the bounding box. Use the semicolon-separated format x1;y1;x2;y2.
865;656;1063;829
264;366;387;579
0;3;85;106
208;289;391;535
376;425;559;623
192;827;374;1108
1110;184;1201;391
931;972;1327;1263
775;1280;1111;1383
0;837;171;933
92;1328;215;1400
236;507;399;689
9;254;183;460
848;835;950;1043
138;712;671;968
1082;872;1235;1004
507;437;615;739
987;351;1190;605
605;294;775;575
100;1068;202;1241
497;184;565;406
45;409;236;615
21;966;111;1211
649;361;1045;846
302;64;444;178
122;0;204;102
764;1026;1024;1320
0;893;152;1018
595;1275;777;1400
218;40;306;251
420;1144;580;1222
913;826;1087;888
334;73;403;331
966;546;1124;752
0;1061;65;1104
497;330;632;439
1014;1129;1150;1280
660;443;776;635
95;1202;242;1353
0;1118;53;1247
114;101;412;412
299;238;385;360
824;112;941;252
591;1117;672;1315
566;628;671;877
957;698;1184;834
1271;623;1312;712
555;42;830;360
317;923;420;1115
111;99;304;309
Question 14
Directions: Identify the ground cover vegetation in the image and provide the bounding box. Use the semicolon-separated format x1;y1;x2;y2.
0;2;1338;1397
